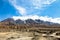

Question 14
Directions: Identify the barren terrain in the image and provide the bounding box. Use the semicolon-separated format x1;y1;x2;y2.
0;31;59;40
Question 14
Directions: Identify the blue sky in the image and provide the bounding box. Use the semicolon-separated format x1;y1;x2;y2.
0;0;20;21
0;0;60;23
41;0;60;18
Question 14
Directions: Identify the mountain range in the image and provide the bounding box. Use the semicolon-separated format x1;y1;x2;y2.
0;18;60;27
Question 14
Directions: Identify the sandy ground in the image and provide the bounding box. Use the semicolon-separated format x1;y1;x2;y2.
0;32;58;40
0;32;34;40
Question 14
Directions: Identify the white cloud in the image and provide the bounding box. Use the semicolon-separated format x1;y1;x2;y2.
42;0;56;4
9;0;27;15
9;0;57;15
32;0;56;9
14;5;27;15
12;15;40;20
12;15;60;24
